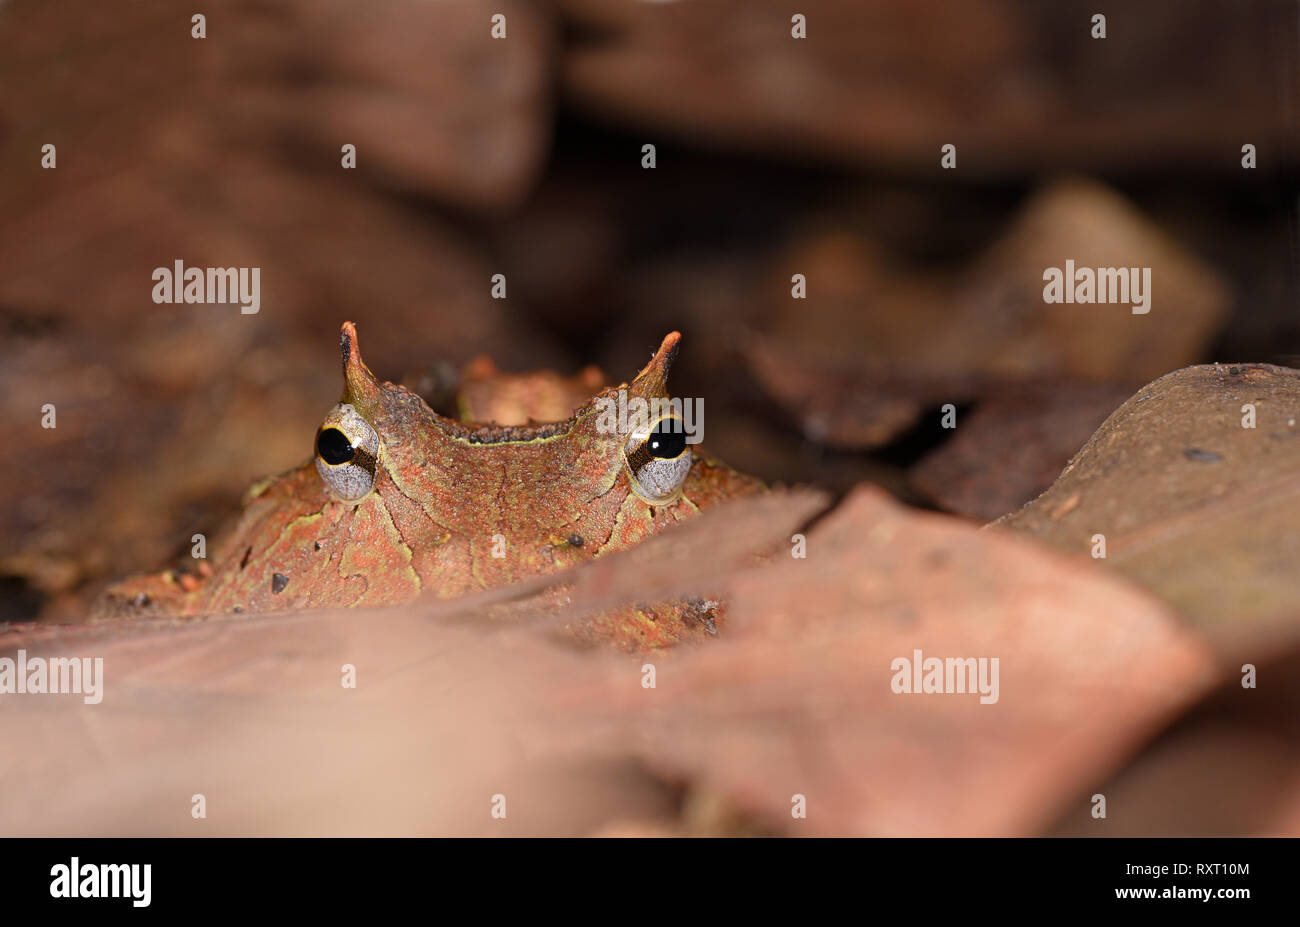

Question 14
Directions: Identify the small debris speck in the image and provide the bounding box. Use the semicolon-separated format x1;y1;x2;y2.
1183;447;1222;463
568;533;584;548
271;573;289;594
1050;493;1082;520
313;541;322;551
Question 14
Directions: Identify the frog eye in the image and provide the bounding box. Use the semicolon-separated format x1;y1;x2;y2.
314;403;380;501
624;415;691;504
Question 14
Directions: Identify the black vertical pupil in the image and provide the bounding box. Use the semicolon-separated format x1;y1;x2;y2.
647;420;687;459
316;428;355;465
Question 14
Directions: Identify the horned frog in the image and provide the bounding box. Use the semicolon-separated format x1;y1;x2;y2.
96;323;764;649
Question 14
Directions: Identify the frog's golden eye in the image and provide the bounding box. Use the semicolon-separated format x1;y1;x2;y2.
314;403;379;502
624;415;691;504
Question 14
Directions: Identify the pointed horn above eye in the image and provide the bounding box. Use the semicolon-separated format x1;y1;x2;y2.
339;321;383;407
627;331;681;397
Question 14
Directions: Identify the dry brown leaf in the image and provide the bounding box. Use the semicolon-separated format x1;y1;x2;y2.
1047;647;1300;836
994;363;1300;659
580;486;1215;836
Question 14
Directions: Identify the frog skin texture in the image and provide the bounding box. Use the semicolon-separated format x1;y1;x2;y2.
96;322;765;649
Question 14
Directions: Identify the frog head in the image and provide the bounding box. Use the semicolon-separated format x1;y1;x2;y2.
317;321;691;511
100;322;760;620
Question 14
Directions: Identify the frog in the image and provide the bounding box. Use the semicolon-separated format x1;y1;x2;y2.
95;322;765;649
